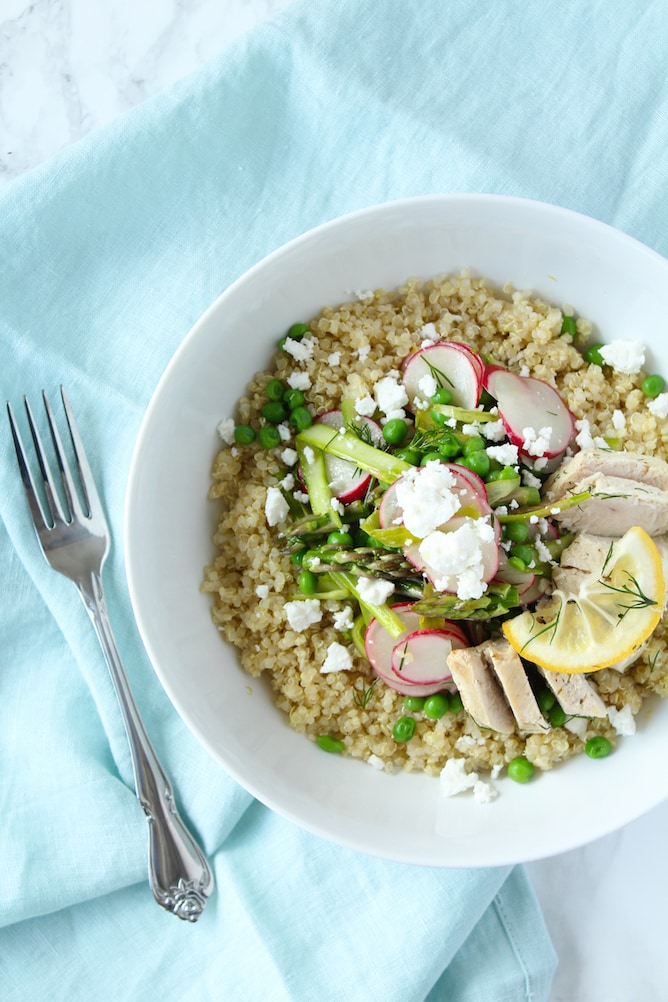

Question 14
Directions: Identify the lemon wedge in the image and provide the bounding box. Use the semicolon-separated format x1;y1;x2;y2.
502;526;665;674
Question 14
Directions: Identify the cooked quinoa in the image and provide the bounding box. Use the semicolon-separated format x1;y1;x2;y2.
202;271;668;778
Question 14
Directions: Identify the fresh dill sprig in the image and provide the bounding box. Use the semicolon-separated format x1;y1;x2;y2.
353;677;379;708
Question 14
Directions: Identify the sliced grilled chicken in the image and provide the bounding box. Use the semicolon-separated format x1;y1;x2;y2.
545;447;668;496
484;639;549;733
447;646;516;734
538;667;607;718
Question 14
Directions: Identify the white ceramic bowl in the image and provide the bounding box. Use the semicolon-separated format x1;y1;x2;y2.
125;194;668;867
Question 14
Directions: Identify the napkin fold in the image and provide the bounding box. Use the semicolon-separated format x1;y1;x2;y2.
2;0;667;997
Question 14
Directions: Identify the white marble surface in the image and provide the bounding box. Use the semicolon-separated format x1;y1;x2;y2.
2;2;667;1000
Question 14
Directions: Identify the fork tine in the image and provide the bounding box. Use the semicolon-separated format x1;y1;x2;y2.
42;389;87;522
6;401;52;532
23;394;69;527
59;386;105;523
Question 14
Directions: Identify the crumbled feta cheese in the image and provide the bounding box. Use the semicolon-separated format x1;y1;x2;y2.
281;447;298;466
284;599;322;632
607;704;636;736
216;418;236;444
383;408;407;421
599;340;645;374
287;371;311;390
321;641;353;674
522;469;542;489
518;364;530;378
418;518;495;600
355;344;371;362
279;473;295;491
473;779;498;804
292;491;309;503
230;447;239;458
333;605;355;631
265;486;289;526
440;758;478;797
418;322;438;343
394;463;461;538
461;422;481;436
418;373;438;399
354;395;376;417
356;576;395;606
283;336;315;362
374;372;409;416
564;716;588;737
648;393;668;419
574;417;609;450
534;538;554;564
367;754;386;771
352;289;374;301
521;426;553;457
486;443;519;466
255;584;269;599
303;445;315;465
612;409;626;430
277;423;292;442
481;419;506;442
330;497;344;515
327;351;341;366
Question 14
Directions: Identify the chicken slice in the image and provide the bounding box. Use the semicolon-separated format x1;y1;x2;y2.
447;646;516;734
547;472;668;536
537;667;607;718
483;639;549;733
545;447;668;497
551;534;612;593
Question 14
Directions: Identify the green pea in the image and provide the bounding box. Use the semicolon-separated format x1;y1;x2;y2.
284;387;305;409
316;734;345;754
548;704;567;728
265;378;285;401
463;436;486;454
432;387;453;405
584;343;605;366
261;401;287;424
298;570;318;595
395;448;422;465
327;531;353;546
438;436;462;458
423;693;450;719
422;451;443;464
290;550;306;566
508;756;535;783
510;543;534;566
487;465;519;482
392;716;416;742
536;688;556;713
508;555;529;572
460;451;490;477
503;521;530;543
287;322;310;340
585;736;612;759
234;424;256;445
402;696;426;711
642;374;666;398
449;692;464;713
258;425;281;449
560;315;577;336
289;406;313;431
382;417;408;445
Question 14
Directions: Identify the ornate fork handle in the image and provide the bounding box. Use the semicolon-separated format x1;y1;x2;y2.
78;569;214;921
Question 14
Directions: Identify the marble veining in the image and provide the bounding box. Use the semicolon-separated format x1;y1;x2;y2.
2;2;668;1000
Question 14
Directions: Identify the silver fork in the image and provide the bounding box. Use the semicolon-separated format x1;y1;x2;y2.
7;387;214;922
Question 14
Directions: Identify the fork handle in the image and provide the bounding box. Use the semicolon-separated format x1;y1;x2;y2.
76;570;214;921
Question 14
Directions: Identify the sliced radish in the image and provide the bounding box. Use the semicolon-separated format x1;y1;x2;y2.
402;342;482;409
378;463;490;530
404;515;500;593
493;550;536;595
517;577;552;606
483;368;575;459
390;628;464;688
317;410;383;502
364;602;467;696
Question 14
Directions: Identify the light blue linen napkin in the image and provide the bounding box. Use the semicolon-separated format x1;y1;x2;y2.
1;0;667;997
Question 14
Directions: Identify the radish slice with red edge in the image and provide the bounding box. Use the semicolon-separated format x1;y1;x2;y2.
402;342;482;410
391;628;464;688
364;603;467;696
317;410;383;502
483;368;575;459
